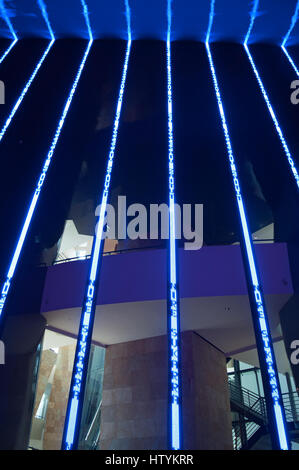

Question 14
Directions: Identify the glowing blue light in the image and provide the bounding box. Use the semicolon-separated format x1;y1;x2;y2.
89;40;131;284
167;0;181;451
0;0;17;40
207;0;289;451
80;0;93;41
0;0;17;64
205;0;215;44
0;39;93;323
0;38;17;65
37;0;55;40
282;0;299;48
124;0;132;42
62;1;131;450
244;0;259;46
0;39;55;143
281;45;299;77
281;1;299;77
243;2;299;190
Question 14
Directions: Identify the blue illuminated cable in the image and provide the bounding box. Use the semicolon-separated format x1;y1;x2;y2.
124;0;132;42
244;0;259;46
37;0;55;40
0;0;17;65
243;1;299;189
281;45;299;77
0;37;17;65
0;39;93;325
281;0;299;77
61;1;131;451
0;0;16;40
205;0;215;43
282;0;299;48
206;0;289;451
165;0;181;452
80;0;93;41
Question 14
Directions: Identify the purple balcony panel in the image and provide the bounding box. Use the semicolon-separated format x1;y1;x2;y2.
40;243;293;313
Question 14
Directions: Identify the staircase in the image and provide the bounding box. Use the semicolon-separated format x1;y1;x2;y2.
229;379;299;450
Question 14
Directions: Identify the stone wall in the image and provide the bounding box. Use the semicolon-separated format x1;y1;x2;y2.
182;331;233;450
99;332;233;450
99;335;168;449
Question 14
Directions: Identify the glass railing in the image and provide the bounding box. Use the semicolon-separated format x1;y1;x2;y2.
78;345;106;450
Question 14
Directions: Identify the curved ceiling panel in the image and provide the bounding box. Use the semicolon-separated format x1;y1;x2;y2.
0;0;298;44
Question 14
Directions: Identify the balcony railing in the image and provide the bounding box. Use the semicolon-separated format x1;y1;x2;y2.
229;379;299;450
43;238;276;267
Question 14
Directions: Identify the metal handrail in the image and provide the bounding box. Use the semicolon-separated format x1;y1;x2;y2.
282;391;299;423
232;419;261;450
31;235;281;270
40;238;276;267
52;243;166;266
229;380;266;419
230;383;299;450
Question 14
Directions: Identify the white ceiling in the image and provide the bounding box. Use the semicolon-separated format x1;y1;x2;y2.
43;291;292;373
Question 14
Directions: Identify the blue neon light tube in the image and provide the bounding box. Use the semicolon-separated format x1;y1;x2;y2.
281;45;299;77
243;1;299;190
61;2;132;448
206;0;289;451
0;39;93;326
0;0;17;64
165;0;181;451
80;0;93;41
61;40;131;450
281;0;299;77
37;0;55;41
0;37;17;65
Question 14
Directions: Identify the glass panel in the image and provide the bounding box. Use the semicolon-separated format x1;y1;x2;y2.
28;330;76;450
78;345;106;450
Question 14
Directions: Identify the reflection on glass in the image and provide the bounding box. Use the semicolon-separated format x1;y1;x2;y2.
78;345;106;450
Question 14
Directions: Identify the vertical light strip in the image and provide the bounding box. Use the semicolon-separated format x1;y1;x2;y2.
0;0;17;64
206;0;289;451
244;1;299;190
281;0;299;77
61;1;131;451
0;38;93;327
166;0;181;451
